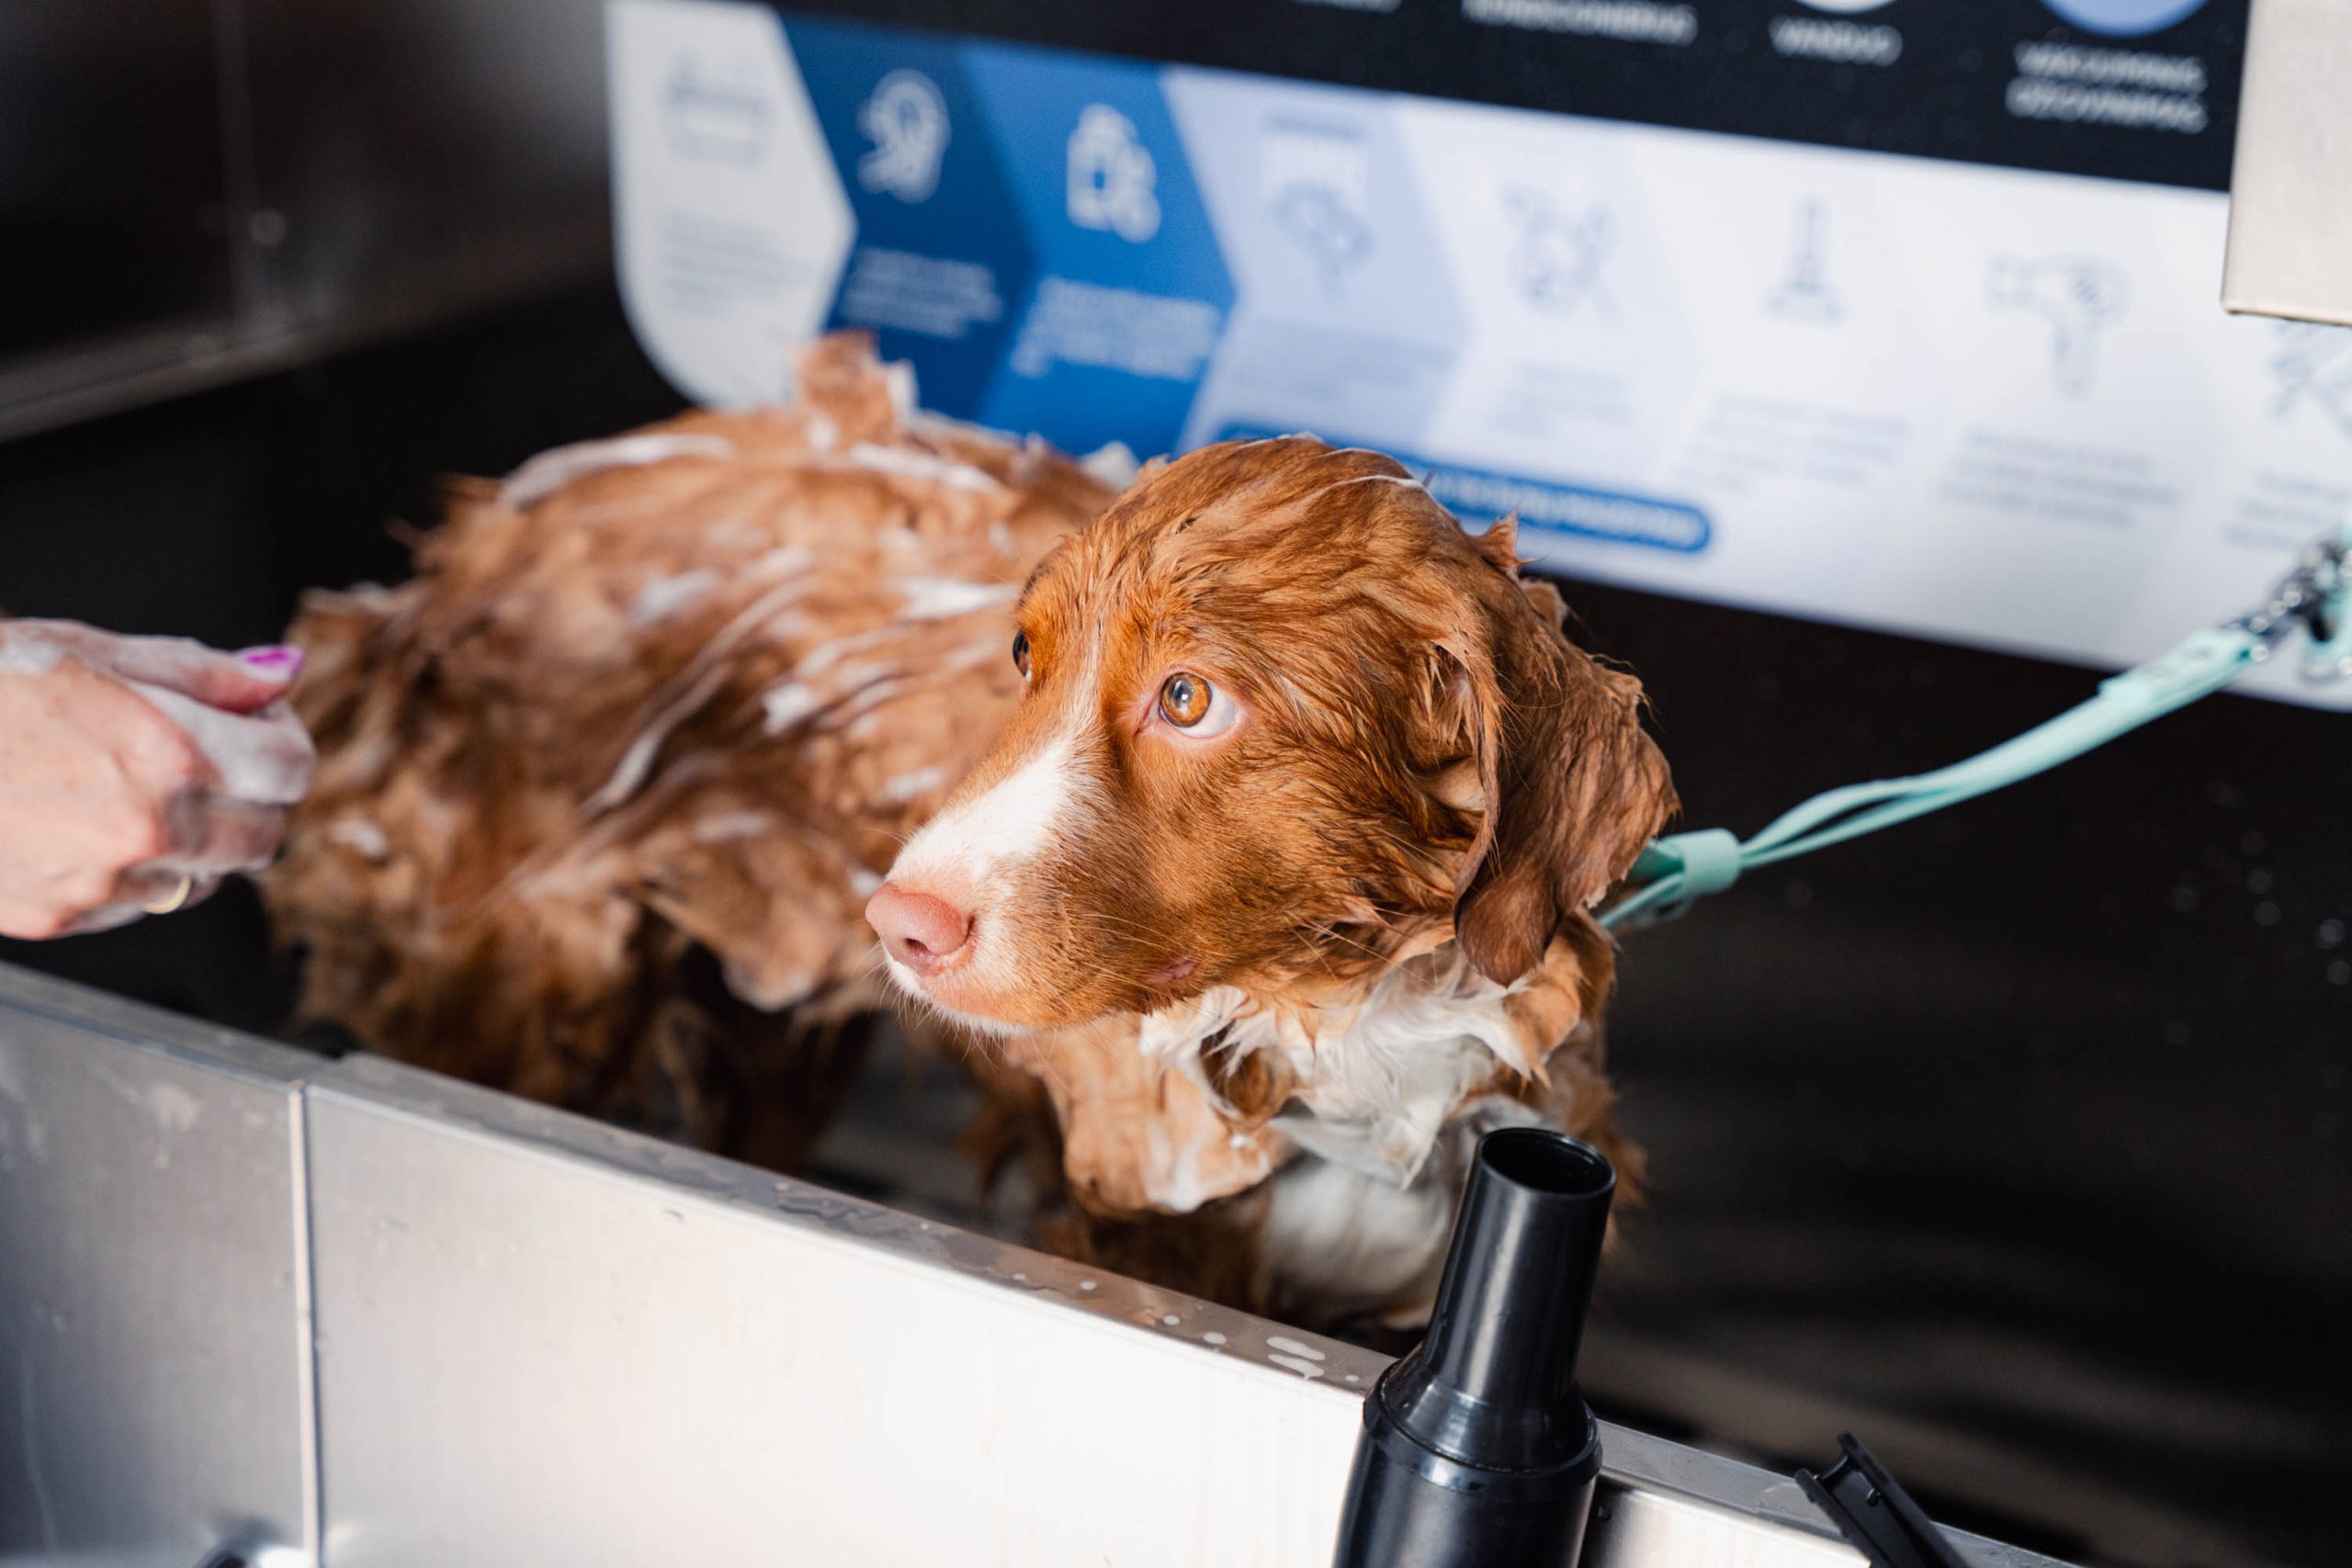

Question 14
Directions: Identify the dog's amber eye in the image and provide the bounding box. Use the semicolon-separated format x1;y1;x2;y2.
1012;629;1031;679
1150;669;1240;739
1159;671;1211;727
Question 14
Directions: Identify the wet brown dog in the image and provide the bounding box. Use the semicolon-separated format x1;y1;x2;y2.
268;338;1676;1325
869;435;1676;1323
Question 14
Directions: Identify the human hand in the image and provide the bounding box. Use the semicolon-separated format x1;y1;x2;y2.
0;620;316;939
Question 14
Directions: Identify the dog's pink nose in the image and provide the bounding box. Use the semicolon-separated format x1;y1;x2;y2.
866;882;972;976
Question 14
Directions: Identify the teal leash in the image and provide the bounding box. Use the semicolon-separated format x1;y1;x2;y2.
1600;523;2352;932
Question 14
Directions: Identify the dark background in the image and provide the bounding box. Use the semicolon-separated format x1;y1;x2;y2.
1;0;2343;1562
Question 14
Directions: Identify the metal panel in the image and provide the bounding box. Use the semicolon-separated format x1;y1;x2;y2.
0;964;316;1568
2223;0;2352;325
0;961;2073;1568
0;0;235;367
305;1053;2066;1568
0;0;614;442
240;0;615;353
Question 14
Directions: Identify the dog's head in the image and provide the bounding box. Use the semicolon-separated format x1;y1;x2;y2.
866;436;1675;1033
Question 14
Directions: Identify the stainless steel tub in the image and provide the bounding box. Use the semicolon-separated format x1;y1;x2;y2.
0;962;2066;1567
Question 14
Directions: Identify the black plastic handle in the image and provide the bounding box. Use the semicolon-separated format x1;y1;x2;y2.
1332;1128;1615;1568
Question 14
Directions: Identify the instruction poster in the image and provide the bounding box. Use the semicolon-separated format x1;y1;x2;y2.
609;0;2352;709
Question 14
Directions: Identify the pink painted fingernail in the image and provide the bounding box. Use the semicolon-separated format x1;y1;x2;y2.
238;645;304;675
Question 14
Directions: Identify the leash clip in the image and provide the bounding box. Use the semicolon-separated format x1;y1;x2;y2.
2231;525;2352;682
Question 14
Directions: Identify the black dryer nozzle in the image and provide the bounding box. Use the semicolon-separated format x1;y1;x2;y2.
1332;1128;1615;1568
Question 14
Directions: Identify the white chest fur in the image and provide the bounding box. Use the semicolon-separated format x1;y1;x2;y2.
1137;944;1542;1190
1130;942;1596;1318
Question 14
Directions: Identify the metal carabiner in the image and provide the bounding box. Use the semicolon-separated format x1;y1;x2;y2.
2297;528;2352;682
2231;525;2352;682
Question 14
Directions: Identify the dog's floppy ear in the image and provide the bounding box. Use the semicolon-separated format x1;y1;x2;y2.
1444;535;1676;984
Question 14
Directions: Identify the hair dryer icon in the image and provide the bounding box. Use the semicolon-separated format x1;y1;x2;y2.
1986;255;2130;399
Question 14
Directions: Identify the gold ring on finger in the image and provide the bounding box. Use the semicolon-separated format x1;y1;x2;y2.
142;874;197;916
